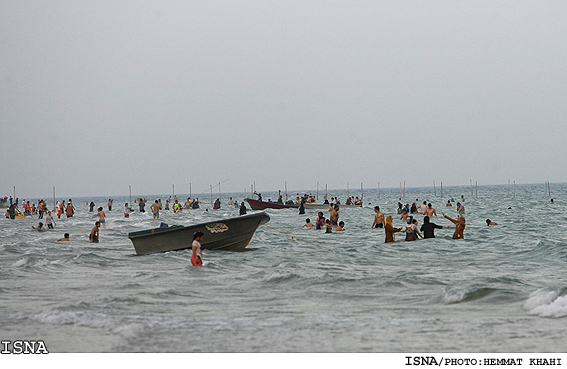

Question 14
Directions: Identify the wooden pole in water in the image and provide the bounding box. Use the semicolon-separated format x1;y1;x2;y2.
508;180;510;196
399;182;402;198
546;182;549;197
325;184;328;199
13;186;16;201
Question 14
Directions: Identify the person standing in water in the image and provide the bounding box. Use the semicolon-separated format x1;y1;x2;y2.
45;211;56;229
443;212;466;239
66;200;75;218
56;201;62;218
425;203;437;217
420;216;449;238
329;204;339;226
93;207;106;228
191;231;204;266
403;218;422;241
385;215;403;243
372;206;385;228
151;200;160;219
89;221;100;242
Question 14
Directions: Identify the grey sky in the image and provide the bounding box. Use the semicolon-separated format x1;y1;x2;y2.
1;1;566;198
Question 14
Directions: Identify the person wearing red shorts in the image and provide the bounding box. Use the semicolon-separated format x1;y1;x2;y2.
191;231;204;266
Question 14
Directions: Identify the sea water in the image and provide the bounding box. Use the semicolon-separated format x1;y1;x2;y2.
1;183;566;352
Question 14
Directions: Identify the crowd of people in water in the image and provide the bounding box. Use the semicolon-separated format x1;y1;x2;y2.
298;198;466;242
3;195;248;244
5;190;543;267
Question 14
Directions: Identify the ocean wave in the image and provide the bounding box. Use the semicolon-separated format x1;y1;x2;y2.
10;255;73;269
524;289;567;318
442;287;497;304
262;271;296;283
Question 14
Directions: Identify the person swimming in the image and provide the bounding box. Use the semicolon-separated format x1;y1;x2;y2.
57;233;70;242
303;218;314;228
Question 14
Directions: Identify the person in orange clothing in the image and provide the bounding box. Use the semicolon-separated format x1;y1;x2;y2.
442;212;466;239
385;215;403;243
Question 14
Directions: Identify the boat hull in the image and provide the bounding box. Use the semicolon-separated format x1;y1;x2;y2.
128;212;270;255
244;198;299;210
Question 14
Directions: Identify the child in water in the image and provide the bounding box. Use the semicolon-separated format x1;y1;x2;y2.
335;221;345;231
191;231;204;266
32;222;45;231
325;219;333;233
89;222;100;242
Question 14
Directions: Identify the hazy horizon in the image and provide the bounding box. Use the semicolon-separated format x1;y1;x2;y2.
1;179;558;201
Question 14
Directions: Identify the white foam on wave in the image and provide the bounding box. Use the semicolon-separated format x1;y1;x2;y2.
524;289;567;318
12;257;28;267
441;288;465;304
262;271;294;283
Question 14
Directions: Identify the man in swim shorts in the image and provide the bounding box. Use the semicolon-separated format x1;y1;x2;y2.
93;207;106;228
151;200;160;219
329;204;339;226
372;206;385;228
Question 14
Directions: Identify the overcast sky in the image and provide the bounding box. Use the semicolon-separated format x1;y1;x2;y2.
1;1;566;198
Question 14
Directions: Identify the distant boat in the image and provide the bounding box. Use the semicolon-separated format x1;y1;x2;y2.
244;198;299;210
304;203;362;209
128;212;270;256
